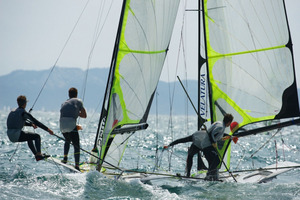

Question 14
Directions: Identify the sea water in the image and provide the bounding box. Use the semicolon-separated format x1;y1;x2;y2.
0;110;299;200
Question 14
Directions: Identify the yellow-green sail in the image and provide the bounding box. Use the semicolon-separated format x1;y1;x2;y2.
201;0;300;169
94;0;180;170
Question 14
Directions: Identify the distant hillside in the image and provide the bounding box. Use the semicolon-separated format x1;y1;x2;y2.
0;67;198;115
0;67;107;112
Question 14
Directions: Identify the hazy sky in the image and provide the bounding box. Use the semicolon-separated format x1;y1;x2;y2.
1;0;300;84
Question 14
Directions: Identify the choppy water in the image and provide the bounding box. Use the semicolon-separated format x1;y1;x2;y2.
1;110;300;199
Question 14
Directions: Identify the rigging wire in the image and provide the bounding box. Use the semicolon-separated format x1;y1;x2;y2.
41;144;64;175
78;0;110;162
164;148;188;162
51;133;125;172
165;57;174;171
153;92;160;172
80;0;115;102
280;132;299;152
234;127;300;171
136;132;141;169
180;11;189;134
155;149;165;170
280;133;286;161
275;139;278;168
9;143;20;162
125;144;186;175
29;0;91;112
250;128;282;159
45;158;64;175
164;0;189;172
66;0;115;164
233;142;247;170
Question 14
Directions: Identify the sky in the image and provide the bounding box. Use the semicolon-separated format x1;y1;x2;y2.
1;0;300;84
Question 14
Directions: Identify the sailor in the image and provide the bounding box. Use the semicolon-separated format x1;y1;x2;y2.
60;87;87;171
164;113;234;180
6;95;54;161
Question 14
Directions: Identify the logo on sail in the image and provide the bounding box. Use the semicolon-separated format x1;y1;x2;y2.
200;73;206;117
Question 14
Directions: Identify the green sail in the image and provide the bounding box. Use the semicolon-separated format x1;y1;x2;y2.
202;0;300;168
95;0;180;169
203;0;299;133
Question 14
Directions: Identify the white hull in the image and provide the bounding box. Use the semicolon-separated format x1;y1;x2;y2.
123;161;300;184
46;157;299;184
46;157;82;173
223;161;299;183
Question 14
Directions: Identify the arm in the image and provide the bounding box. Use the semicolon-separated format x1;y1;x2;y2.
22;112;53;134
79;107;87;118
221;133;239;144
164;135;193;148
25;121;33;127
164;140;179;148
25;120;38;129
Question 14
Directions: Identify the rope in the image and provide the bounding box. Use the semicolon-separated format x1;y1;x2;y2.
29;0;91;112
51;133;124;172
153;92;159;172
77;0;116;165
250;128;282;159
274;140;278;168
164;147;189;162
163;0;190;172
45;157;64;175
280;133;299;153
80;0;114;102
234;142;247;170
41;143;64;175
153;148;165;171
104;167;207;181
9;143;20;162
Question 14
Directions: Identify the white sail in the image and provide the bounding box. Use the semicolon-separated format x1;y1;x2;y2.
199;0;300;172
94;0;180;169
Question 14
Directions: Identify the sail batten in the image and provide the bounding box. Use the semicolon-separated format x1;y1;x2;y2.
208;45;286;59
119;49;167;54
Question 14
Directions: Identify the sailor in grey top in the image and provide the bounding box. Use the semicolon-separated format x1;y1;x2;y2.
60;87;87;171
165;114;233;180
60;98;84;133
192;121;226;150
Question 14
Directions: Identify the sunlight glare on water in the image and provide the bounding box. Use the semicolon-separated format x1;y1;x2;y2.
0;110;299;199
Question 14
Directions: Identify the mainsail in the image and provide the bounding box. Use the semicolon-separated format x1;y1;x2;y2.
92;0;180;170
199;0;300;168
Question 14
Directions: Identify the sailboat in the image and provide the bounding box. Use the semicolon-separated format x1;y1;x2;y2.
80;0;182;176
47;0;300;183
185;0;300;183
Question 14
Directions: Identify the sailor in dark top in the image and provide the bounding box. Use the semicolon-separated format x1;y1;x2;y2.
60;87;87;171
6;95;54;161
165;114;234;180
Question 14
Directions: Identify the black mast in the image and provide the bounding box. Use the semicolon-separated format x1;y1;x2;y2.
197;0;208;130
200;0;213;124
92;0;127;164
197;0;201;130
